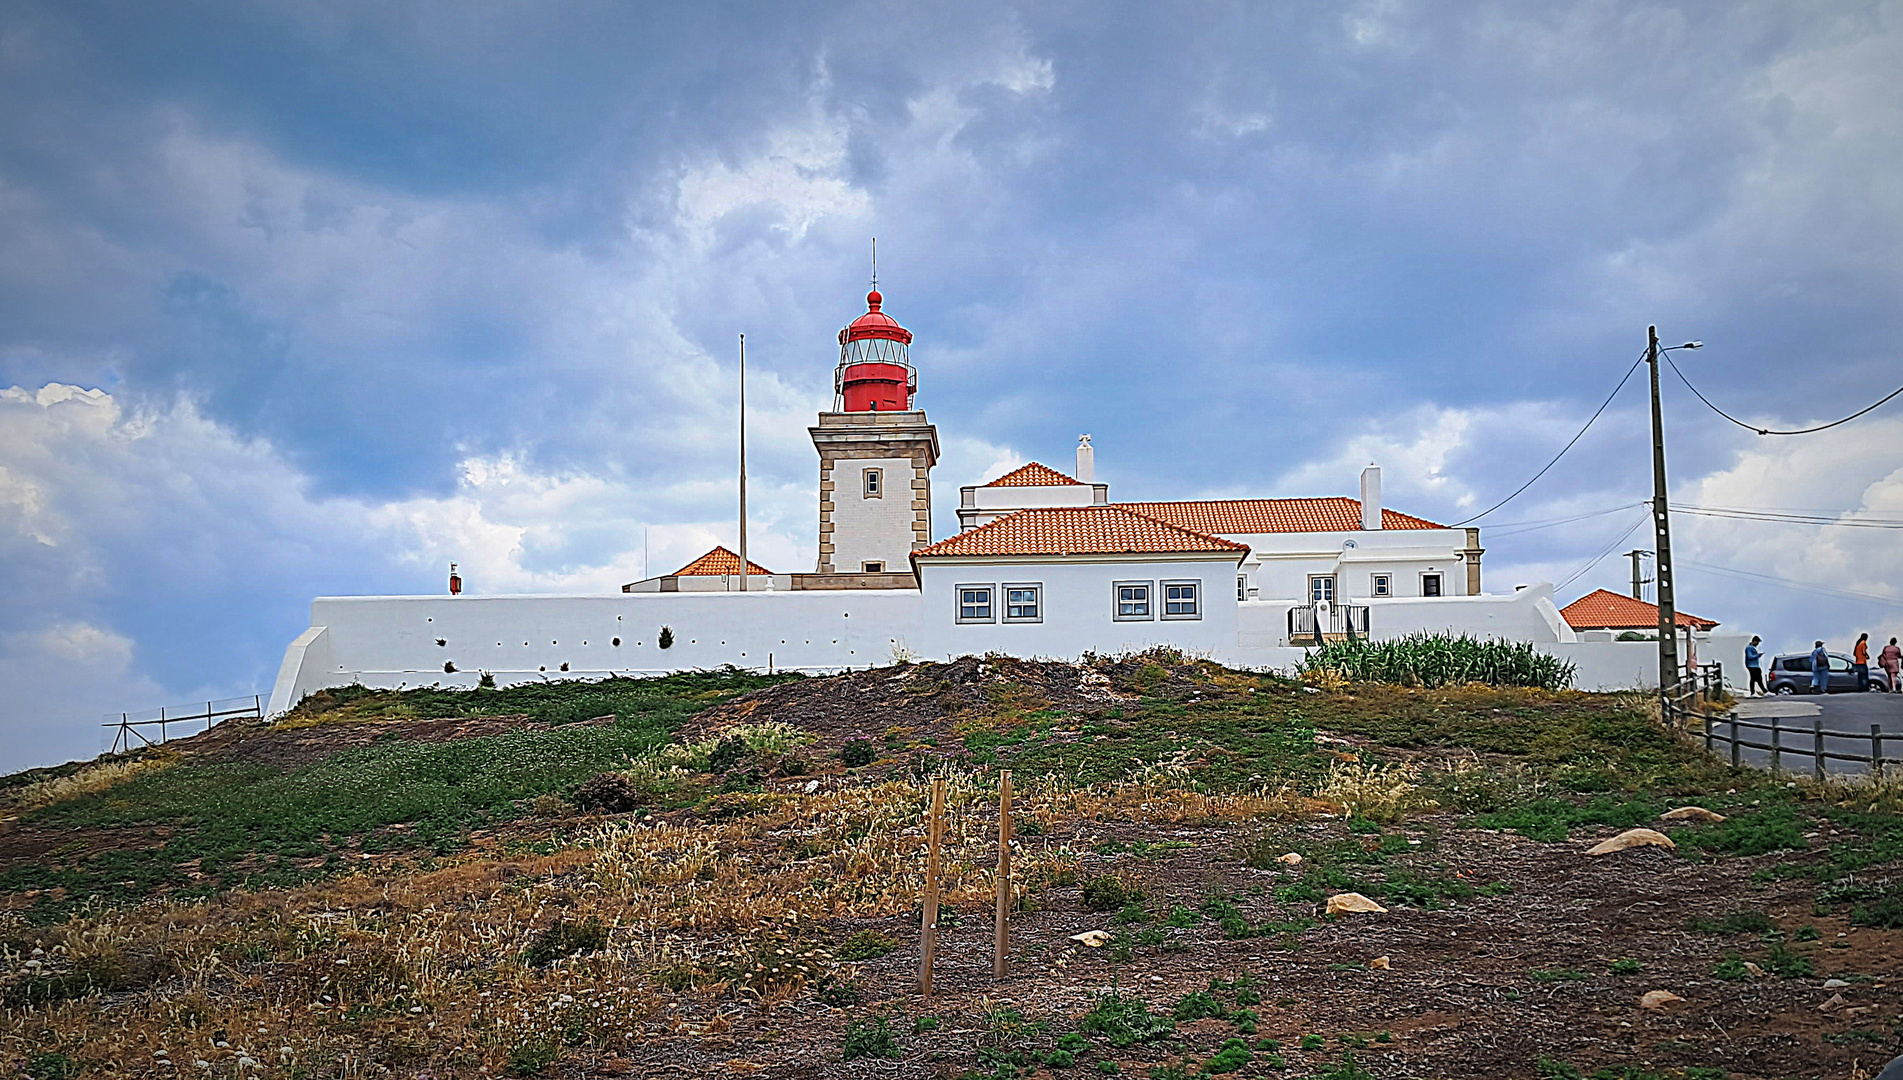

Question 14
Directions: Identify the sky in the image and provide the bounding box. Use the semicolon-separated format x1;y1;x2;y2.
3;1;1901;772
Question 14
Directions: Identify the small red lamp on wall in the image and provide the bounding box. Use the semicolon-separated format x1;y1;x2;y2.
448;562;462;596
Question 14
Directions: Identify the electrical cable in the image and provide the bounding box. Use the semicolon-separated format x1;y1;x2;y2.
1670;505;1903;529
1450;349;1648;527
1486;502;1650;538
1660;348;1903;435
1555;511;1653;590
1677;559;1902;607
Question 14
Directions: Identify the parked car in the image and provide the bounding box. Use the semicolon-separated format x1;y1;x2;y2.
1766;652;1894;694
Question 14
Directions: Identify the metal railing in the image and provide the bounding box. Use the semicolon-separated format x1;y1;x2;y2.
1288;603;1370;645
1703;711;1898;778
103;696;262;755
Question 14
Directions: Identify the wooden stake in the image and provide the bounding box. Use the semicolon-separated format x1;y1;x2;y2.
920;777;944;998
994;770;1013;979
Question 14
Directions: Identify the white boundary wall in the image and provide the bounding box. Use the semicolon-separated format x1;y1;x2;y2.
266;584;1736;715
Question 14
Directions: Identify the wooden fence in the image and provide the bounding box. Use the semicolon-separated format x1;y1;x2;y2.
1702;711;1900;778
103;696;262;754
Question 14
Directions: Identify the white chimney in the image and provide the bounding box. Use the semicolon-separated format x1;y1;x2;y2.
1360;463;1382;530
1076;434;1094;483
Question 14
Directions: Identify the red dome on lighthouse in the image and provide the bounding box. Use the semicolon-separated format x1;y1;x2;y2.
841;290;914;345
834;287;917;411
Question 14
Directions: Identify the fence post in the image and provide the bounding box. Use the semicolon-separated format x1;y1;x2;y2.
1770;716;1781;773
1874;724;1885;776
159;707;167;744
920;777;945;999
1813;719;1826;781
1704;712;1714;754
994;770;1013;980
1729;714;1740;769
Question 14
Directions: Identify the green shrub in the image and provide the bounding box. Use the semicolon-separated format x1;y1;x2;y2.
1079;990;1175;1048
504;1038;559;1077
1300;633;1575;690
707;736;752;773
841;740;876;768
838;929;899;960
1203;1037;1252;1074
1081;874;1142;912
1762;943;1813;978
1171;990;1225;1022
525;917;608;968
841;1015;901;1061
1609;958;1641;975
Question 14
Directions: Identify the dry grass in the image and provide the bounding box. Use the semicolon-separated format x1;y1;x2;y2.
1315;760;1435;823
0;758;1298;1077
6;753;176;811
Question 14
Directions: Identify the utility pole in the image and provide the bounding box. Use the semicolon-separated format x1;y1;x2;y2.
1624;548;1651;601
1645;326;1680;708
738;332;745;593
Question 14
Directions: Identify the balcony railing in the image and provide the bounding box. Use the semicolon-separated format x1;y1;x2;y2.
1287;603;1370;645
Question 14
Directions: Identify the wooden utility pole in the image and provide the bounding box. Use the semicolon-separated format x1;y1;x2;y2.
1645;326;1681;709
993;771;1013;979
738;334;748;593
920;778;944;998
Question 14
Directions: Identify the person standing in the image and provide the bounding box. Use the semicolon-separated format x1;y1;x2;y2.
1853;632;1871;692
1881;637;1902;694
1810;640;1831;695
1744;636;1765;696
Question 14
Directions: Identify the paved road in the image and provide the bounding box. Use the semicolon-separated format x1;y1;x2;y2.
1722;691;1903;775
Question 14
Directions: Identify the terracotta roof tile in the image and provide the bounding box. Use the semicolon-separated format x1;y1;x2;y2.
1559;588;1718;631
982;462;1085;487
913;506;1249;559
673;546;773;576
1115;498;1446;534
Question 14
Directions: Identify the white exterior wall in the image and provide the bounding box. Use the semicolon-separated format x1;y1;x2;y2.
830;456;918;572
959;482;1105;529
1238;528;1470;599
267;590;925;716
914;555;1243;662
1234;584;1571;651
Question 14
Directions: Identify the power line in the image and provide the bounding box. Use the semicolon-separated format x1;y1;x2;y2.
1451;349;1648;527
1677;559;1903;608
1671;504;1903;530
1661;348;1903;435
1555;511;1652;590
1484;502;1649;537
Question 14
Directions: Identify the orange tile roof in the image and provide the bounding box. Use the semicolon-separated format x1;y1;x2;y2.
1115;498;1446;534
1559;588;1718;631
672;545;773;576
982;462;1085;487
913;506;1249;560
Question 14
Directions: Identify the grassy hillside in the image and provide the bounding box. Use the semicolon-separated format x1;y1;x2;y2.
1;655;1898;1079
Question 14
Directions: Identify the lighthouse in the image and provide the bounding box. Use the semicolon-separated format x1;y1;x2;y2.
809;284;940;577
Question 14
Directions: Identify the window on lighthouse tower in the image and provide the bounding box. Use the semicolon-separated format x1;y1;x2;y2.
863;468;882;497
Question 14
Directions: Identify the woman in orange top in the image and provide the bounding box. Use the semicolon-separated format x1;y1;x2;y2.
1852;632;1871;693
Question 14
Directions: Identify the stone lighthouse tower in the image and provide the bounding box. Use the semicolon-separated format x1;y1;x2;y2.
808;285;939;576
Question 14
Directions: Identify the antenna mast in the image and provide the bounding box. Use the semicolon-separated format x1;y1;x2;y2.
870;237;878;289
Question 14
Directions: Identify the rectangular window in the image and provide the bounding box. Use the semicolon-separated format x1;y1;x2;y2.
863;561;884;573
1371;574;1391;597
956;584;994;623
1004;583;1042;623
1421;573;1443;597
863;468;882;497
1162;580;1201;619
1237;575;1248;601
1309;575;1336;603
1114;581;1153;620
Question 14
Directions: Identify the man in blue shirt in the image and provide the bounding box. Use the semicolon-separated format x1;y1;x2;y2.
1810;640;1831;695
1744;636;1764;696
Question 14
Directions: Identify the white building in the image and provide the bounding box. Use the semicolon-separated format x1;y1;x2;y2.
267;282;1694;713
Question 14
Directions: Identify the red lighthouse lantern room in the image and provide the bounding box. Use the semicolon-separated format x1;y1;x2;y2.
834;290;916;412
